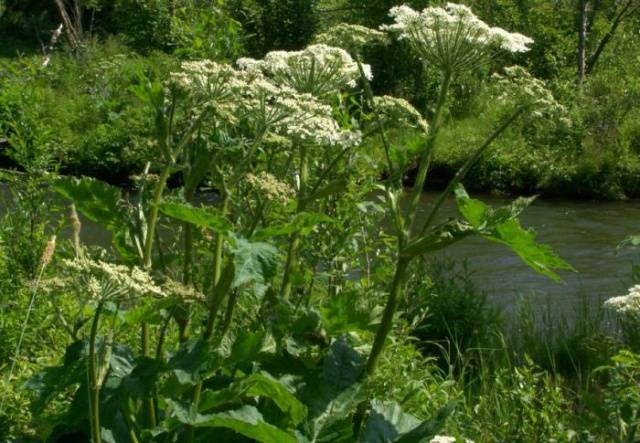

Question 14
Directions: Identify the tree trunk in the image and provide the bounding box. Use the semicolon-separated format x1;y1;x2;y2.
576;0;589;87
53;0;81;49
586;0;637;76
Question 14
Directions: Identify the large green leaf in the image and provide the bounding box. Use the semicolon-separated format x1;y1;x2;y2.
254;212;334;240
454;184;573;282
323;338;364;398
401;219;475;259
230;235;278;298
226;331;271;367
54;176;123;228
165;401;298;443
200;372;308;425
309;385;365;443
167;339;224;386
361;400;453;443
483;218;574;282
320;292;379;335
157;201;233;233
393;402;454;443
305;178;350;202
455;184;535;229
360;400;420;443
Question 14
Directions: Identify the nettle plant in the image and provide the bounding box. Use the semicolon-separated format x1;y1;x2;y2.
25;3;571;443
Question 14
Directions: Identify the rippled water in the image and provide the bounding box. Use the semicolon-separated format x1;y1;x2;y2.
415;192;640;315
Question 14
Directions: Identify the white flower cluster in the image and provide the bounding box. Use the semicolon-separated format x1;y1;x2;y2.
169;52;363;149
238;44;373;96
382;3;533;72
170;60;237;102
315;23;387;54
491;66;567;119
277;92;362;147
63;257;164;300
245;171;294;203
605;284;640;319
162;279;205;303
372;95;429;133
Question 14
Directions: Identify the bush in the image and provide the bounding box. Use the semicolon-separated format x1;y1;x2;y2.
405;259;502;368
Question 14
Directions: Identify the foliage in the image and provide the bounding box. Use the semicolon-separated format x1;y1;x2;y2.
1;2;640;442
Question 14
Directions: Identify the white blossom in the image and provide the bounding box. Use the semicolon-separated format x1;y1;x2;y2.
491;66;567;119
244;44;372;96
315;23;387;54
372;95;429;133
605;284;640;317
162;279;205;303
382;3;533;72
245;172;294;203
63;257;164;300
170;60;237;102
168;51;363;149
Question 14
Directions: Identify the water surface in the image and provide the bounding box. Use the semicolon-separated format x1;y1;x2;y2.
415;192;640;316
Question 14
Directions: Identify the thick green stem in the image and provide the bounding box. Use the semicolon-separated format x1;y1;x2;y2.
88;302;104;443
217;290;239;341
142;166;172;269
363;257;409;378
139;165;171;428
405;71;452;232
183;224;193;284
280;145;308;300
187;195;229;443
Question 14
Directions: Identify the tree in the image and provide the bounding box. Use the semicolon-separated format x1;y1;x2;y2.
575;0;639;86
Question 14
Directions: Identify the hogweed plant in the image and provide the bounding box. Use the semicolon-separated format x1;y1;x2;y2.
23;4;573;442
354;3;570;377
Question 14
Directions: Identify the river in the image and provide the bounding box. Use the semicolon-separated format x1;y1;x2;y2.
415;192;640;317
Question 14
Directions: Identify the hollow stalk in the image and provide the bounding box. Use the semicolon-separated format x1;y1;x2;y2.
280;144;309;299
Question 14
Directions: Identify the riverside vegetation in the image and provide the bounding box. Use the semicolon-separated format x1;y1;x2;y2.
1;2;640;443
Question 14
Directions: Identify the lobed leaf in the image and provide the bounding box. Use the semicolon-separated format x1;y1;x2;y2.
157;201;233;233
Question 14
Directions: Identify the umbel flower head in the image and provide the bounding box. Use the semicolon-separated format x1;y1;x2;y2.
372;96;429;133
170;60;237;103
491;66;568;120
315;23;387;55
168;50;363;149
63;257;164;300
605;284;640;319
382;3;533;73
245;172;294;203
238;44;373;97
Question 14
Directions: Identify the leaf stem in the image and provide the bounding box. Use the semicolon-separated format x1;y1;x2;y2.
280;145;309;299
405;70;451;233
88;302;104;443
363;257;409;377
418;106;525;237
